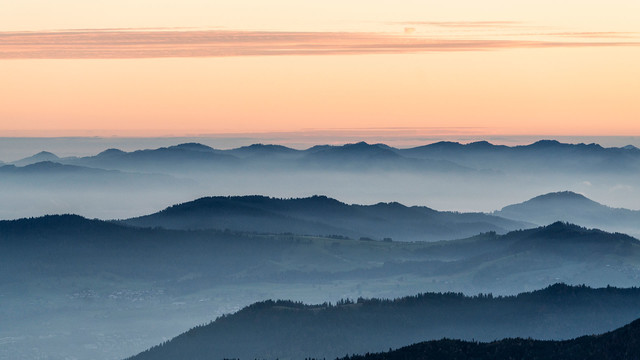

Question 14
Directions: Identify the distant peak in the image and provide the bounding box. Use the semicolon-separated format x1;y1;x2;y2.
623;145;639;151
531;191;589;201
346;141;372;147
466;140;494;148
528;140;562;148
169;143;215;152
234;143;296;152
12;150;60;165
97;148;125;156
33;151;59;158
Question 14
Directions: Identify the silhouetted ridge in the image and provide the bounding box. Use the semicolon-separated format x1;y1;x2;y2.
121;195;528;241
529;191;592;202
0;214;123;236
495;191;640;237
10;150;61;166
340;316;640;360
306;141;401;161
127;284;640;360
96;148;126;157
466;140;495;149
168;143;216;152
0;161;112;174
525;139;564;148
229;143;298;155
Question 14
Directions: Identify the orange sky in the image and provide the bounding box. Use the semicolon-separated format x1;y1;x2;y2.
1;1;639;137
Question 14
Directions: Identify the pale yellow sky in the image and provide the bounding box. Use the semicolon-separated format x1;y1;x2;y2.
1;0;639;136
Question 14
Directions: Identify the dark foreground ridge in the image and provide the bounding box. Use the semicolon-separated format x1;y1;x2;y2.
340;317;640;360
127;284;640;360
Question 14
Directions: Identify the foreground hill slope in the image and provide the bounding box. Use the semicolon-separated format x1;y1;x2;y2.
3;215;640;359
341;317;640;360
127;284;640;360
121;195;529;241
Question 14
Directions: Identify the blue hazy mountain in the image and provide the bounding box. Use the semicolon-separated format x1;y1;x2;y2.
11;150;60;166
298;141;472;171
0;161;188;187
64;143;239;173
226;143;301;159
120;195;530;241
0;161;196;219
494;191;640;237
340;317;640;360
9;140;638;220
126;284;640;360
398;140;640;173
6;214;636;293
59;141;474;173
13;140;633;181
14;140;640;174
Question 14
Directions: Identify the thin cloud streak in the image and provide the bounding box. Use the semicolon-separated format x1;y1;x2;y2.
392;21;524;28
1;29;639;59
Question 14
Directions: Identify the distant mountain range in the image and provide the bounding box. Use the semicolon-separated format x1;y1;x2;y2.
126;284;640;360
397;140;640;173
7;140;640;174
494;191;640;237
340;317;640;360
10;150;60;166
122;191;640;241
120;195;530;241
0;160;189;188
3;140;638;220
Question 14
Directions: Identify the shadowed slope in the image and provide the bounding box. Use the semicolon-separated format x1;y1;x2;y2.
127;284;640;360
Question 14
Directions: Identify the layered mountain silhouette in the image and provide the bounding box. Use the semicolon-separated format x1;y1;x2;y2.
10;140;640;174
4;214;640;359
0;161;188;188
4;214;639;294
127;284;640;360
10;150;60;166
66;143;238;173
120;195;530;241
397;140;640;173
495;191;640;237
340;317;640;360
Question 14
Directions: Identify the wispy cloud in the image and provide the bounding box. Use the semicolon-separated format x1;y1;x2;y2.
1;28;639;59
393;21;524;28
544;31;639;39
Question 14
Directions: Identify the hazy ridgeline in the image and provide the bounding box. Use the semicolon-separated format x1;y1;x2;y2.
1;139;640;359
0;140;639;219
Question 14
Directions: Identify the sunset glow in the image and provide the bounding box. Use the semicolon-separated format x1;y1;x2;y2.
1;0;639;137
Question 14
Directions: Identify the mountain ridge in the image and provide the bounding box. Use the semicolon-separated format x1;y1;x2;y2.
494;191;640;237
340;316;640;360
126;284;640;360
120;195;530;241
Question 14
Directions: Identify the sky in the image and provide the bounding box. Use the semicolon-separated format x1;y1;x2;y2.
1;0;639;138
